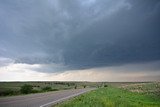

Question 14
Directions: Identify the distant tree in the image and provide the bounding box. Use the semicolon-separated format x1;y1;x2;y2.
75;85;77;89
42;86;52;91
104;85;108;87
20;84;33;94
83;85;86;88
67;83;70;87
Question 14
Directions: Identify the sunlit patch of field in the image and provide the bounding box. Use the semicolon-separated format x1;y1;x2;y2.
120;82;160;97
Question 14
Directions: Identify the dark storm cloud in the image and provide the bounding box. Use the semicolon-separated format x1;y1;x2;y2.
0;0;160;71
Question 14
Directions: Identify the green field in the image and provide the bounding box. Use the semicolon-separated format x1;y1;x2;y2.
54;82;160;107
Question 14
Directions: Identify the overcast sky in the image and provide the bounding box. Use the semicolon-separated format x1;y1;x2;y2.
0;0;160;81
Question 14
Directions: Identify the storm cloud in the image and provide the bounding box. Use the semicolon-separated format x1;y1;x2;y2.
0;0;160;72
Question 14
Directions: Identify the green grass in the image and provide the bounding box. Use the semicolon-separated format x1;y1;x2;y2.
54;86;160;107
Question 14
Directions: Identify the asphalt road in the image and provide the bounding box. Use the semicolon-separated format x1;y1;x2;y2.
0;88;94;107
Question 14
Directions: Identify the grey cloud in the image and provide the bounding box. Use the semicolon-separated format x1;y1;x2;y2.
0;0;160;72
0;57;14;67
62;0;160;69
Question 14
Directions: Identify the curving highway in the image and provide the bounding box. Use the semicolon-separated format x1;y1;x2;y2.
0;88;94;107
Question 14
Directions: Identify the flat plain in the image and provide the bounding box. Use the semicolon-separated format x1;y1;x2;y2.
0;82;160;107
0;81;99;97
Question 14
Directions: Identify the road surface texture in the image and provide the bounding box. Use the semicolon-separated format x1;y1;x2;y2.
0;88;94;107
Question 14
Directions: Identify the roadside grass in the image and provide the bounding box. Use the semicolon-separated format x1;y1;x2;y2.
54;86;160;107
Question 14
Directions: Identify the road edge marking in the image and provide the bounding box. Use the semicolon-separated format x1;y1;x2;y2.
39;89;93;107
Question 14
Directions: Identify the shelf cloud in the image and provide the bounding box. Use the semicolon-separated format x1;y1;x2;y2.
0;0;160;81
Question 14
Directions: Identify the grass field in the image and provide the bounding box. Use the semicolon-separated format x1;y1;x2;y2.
54;82;160;107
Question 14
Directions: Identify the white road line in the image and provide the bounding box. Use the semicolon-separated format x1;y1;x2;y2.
39;89;91;107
